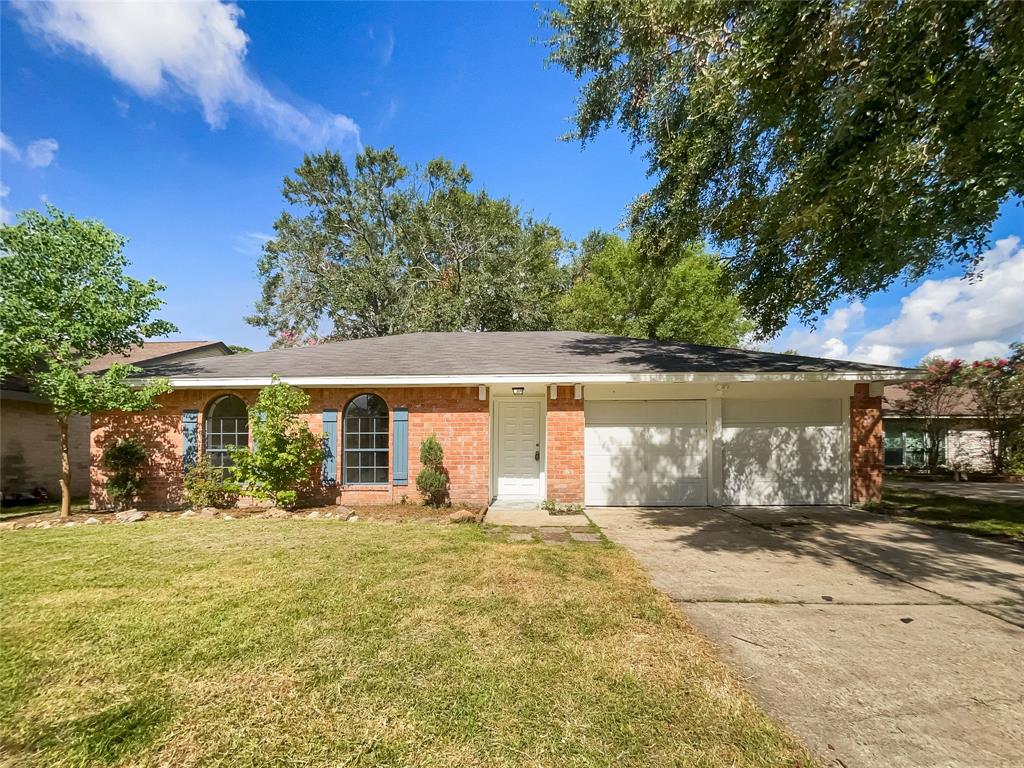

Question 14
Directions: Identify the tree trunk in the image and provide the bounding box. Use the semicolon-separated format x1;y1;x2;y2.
58;414;71;519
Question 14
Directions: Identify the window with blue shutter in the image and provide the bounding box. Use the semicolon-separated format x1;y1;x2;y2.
392;407;409;486
322;409;338;486
182;410;199;473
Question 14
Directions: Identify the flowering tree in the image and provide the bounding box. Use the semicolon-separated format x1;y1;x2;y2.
957;344;1024;475
887;358;963;472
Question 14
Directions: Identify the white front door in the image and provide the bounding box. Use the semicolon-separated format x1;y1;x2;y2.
496;399;543;499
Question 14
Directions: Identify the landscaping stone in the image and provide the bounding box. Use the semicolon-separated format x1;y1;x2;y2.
223;515;235;521
265;507;291;518
347;515;359;523
570;532;602;543
448;509;478;524
180;510;196;518
508;532;534;542
199;507;219;518
336;505;354;517
115;509;148;523
307;510;322;519
84;517;100;525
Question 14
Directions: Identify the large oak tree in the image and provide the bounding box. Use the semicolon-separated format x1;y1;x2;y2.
547;0;1024;336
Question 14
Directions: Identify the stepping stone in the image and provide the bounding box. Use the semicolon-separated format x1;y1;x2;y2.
542;539;568;545
484;528;505;538
570;532;602;543
508;533;534;542
538;526;567;534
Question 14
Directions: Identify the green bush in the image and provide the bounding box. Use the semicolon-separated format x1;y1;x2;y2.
99;438;147;509
183;458;240;509
416;434;449;507
227;375;324;508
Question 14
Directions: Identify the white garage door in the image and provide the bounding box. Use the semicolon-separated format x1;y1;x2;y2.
721;399;846;505
585;400;708;506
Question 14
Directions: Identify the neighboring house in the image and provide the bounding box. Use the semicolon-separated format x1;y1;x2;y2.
882;385;992;472
1;341;233;501
91;332;918;510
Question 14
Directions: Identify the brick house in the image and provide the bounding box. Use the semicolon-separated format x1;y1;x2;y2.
1;341;232;502
90;332;919;510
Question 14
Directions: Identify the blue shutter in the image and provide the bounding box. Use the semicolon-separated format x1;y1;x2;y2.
322;409;338;486
392;407;409;486
182;410;199;473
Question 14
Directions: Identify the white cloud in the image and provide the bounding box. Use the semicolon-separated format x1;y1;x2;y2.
25;138;59;168
0;183;12;224
774;236;1024;366
857;236;1024;362
233;231;273;256
1;133;21;161
369;26;394;65
13;0;360;150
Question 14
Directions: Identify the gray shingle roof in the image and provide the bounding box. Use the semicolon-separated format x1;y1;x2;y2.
132;331;910;379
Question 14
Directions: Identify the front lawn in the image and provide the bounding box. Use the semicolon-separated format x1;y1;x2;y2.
0;519;813;768
0;496;90;519
867;485;1024;541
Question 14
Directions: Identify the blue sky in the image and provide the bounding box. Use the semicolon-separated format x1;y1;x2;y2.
2;1;1021;365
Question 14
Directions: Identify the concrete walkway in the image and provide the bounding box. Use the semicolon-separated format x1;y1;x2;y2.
588;505;1024;768
483;500;590;527
888;477;1024;503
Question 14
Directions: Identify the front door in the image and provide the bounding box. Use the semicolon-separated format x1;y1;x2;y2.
496;399;543;499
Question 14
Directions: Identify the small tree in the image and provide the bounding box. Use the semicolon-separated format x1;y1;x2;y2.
0;206;175;518
886;357;964;472
957;345;1024;475
227;375;323;508
416;434;448;507
99;438;148;509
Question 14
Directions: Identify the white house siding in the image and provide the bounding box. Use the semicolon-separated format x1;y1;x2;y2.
946;424;993;473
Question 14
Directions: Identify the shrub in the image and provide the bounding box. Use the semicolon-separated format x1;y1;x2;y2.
183;458;240;509
227;375;324;508
99;438;147;509
416;434;449;506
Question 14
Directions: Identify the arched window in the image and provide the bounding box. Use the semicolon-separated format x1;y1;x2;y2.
344;394;389;484
204;395;248;468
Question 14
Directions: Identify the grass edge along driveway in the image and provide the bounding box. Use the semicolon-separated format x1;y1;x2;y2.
867;484;1024;541
0;518;816;768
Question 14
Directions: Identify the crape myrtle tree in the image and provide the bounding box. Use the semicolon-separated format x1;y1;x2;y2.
557;231;752;346
248;147;569;346
547;1;1024;337
885;357;964;472
957;344;1024;474
0;206;175;518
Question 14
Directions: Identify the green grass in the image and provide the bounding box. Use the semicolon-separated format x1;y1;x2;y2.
0;496;90;519
867;486;1024;541
0;519;814;768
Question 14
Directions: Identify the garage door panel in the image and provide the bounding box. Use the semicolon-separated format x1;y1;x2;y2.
584;400;708;507
722;422;845;505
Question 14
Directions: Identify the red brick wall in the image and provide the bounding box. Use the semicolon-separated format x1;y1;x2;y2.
850;383;883;504
91;386;489;509
545;386;585;504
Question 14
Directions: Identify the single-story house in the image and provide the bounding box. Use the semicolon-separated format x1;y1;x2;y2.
1;341;232;501
90;332;920;510
882;385;993;472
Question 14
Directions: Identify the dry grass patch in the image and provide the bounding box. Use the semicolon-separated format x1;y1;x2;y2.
1;519;815;767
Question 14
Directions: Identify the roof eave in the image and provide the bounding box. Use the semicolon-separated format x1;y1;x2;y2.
133;369;924;389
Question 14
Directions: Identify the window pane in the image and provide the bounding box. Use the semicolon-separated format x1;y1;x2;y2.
341;394;389;484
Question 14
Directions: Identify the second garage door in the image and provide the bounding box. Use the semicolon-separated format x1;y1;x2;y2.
585;400;708;506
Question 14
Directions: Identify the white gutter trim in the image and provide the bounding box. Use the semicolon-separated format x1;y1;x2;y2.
135;369;924;389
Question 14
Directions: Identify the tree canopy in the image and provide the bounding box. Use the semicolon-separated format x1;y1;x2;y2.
0;206;175;516
546;1;1024;336
557;232;751;346
248;147;568;345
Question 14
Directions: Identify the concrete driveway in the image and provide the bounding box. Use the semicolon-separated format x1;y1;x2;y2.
888;477;1024;503
587;506;1024;768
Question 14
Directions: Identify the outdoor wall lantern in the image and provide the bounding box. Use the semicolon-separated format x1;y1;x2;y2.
512;387;525;396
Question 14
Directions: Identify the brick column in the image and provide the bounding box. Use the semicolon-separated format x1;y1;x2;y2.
546;386;584;504
850;383;883;504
